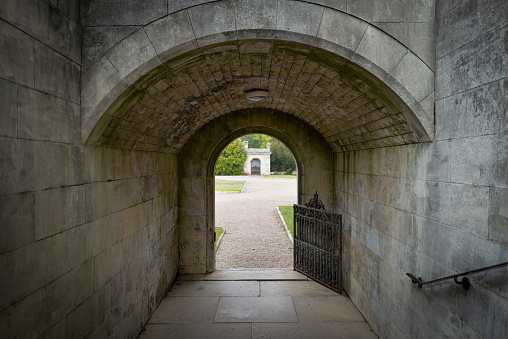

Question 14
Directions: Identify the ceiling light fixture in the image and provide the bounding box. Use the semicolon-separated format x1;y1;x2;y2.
245;90;269;102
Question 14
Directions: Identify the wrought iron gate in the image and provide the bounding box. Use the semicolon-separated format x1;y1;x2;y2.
294;192;342;293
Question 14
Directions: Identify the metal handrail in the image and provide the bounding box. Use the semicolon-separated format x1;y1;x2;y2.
406;262;508;290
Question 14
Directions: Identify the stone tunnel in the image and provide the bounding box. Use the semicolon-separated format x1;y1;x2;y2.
1;0;507;337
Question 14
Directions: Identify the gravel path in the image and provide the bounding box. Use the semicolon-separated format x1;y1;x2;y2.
215;175;297;269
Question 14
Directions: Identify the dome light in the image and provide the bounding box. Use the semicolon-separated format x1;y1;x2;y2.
246;90;269;102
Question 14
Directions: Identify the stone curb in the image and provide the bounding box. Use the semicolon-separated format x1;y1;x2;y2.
215;228;226;251
277;206;294;244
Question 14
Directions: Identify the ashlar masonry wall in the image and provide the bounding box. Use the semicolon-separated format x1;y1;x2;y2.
0;2;180;338
336;1;508;337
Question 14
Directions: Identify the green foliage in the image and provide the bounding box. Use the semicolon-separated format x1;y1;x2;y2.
278;206;294;237
240;134;272;148
215;138;247;175
215;179;246;192
270;139;296;173
215;227;224;250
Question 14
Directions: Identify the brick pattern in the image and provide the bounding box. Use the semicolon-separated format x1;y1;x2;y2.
99;42;420;153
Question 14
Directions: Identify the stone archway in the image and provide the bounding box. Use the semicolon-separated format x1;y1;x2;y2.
77;0;437;319
179;108;333;273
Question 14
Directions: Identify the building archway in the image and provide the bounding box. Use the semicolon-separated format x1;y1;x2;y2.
250;159;261;175
179;108;333;272
81;2;435;275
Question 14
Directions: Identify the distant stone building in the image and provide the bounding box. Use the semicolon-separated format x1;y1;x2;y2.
243;141;271;175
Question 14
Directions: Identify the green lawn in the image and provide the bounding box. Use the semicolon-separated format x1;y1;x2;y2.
215;227;224;250
215;179;246;192
264;175;297;179
278;206;294;237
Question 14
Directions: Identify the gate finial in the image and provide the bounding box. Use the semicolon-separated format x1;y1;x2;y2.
305;191;325;210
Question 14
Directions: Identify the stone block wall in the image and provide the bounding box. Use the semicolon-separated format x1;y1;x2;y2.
0;2;180;338
336;0;508;337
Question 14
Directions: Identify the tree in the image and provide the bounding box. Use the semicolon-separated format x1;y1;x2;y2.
270;138;296;173
240;134;272;148
215;138;247;175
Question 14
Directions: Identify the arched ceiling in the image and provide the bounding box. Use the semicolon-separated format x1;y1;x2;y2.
94;39;424;153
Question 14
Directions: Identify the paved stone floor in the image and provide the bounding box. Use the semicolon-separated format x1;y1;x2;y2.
215;175;297;269
138;270;377;339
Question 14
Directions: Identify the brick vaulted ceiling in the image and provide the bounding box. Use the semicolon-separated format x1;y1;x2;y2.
96;40;421;153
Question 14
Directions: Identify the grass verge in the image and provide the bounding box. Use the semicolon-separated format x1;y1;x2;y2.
278;206;294;238
215;227;224;250
264;175;297;179
215;179;246;192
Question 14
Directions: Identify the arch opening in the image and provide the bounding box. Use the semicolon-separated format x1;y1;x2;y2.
82;18;435;275
213;133;298;269
250;159;260;175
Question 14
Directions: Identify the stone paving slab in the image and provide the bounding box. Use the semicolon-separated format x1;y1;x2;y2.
148;297;219;323
293;296;367;323
251;323;378;339
139;270;377;338
215;296;298;323
204;269;309;281
260;280;339;297
166;281;260;297
140;323;252;339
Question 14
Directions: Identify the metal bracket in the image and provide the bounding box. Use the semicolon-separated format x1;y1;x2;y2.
406;273;423;288
453;276;470;290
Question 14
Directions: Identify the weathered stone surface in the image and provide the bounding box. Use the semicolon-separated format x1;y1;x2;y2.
347;0;435;22
417;181;489;237
81;0;167;26
144;11;197;62
33;141;68;191
375;22;436;70
437;22;507;99
450;135;497;185
479;0;508;34
35;186;86;240
276;0;323;36
188;1;236;43
435;79;504;140
0;193;34;254
104;28;160;84
235;0;277;39
436;0;479;59
391;52;434;103
18;87;81;143
490;187;508;245
34;42;80;103
0;138;36;195
0;78;17;138
0;0;81;63
316;9;368;59
0;20;35;87
414;141;451;182
46;260;95;326
82;26;141;70
354;25;408;79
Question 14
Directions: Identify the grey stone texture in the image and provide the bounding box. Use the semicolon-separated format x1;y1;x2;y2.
81;0;435;152
1;0;507;338
334;2;508;338
0;3;179;339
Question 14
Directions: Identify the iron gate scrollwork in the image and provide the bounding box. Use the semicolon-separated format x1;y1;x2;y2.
294;192;342;293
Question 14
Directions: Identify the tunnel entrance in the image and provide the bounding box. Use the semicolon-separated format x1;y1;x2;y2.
83;20;433;275
213;134;298;269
